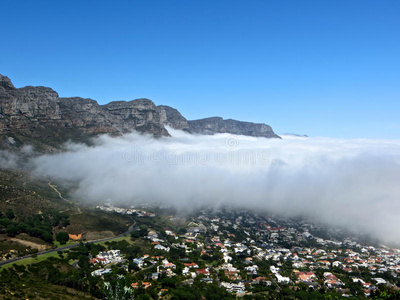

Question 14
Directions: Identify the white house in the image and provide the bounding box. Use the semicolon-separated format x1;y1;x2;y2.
91;268;112;277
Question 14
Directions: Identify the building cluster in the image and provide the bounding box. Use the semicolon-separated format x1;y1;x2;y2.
90;250;124;276
88;208;400;297
96;203;156;217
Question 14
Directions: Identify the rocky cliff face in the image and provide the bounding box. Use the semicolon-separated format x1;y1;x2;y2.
0;74;280;150
157;106;280;139
0;75;63;149
0;76;169;150
188;117;280;138
58;97;118;135
103;99;169;136
158;105;190;131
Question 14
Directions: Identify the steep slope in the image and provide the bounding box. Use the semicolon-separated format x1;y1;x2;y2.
157;105;190;131
0;74;280;151
0;75;168;150
103;98;169;136
188;117;280;138
158;105;280;138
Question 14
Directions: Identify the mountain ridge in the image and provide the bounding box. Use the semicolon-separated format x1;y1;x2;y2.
0;74;280;151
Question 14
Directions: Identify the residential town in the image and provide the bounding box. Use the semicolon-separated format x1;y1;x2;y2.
84;206;400;298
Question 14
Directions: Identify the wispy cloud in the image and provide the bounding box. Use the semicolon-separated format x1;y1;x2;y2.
32;129;400;244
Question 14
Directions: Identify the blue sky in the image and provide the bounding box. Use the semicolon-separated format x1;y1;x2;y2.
2;0;399;138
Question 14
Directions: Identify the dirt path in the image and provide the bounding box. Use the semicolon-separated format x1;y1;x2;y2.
48;182;82;214
9;238;49;251
5;191;36;203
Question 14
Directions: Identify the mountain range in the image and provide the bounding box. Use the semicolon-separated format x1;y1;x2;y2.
0;74;280;151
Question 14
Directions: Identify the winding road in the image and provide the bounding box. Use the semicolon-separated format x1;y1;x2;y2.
0;223;136;268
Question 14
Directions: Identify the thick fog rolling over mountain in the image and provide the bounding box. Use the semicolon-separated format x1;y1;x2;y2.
32;129;400;244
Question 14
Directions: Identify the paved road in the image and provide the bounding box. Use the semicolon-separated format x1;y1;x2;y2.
0;223;136;268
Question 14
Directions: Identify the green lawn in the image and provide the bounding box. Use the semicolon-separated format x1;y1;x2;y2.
94;235;132;247
0;235;134;271
0;252;60;270
53;240;79;248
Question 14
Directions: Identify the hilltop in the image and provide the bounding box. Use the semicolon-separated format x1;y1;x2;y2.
0;74;280;152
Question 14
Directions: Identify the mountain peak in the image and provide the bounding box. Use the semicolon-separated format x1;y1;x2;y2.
188;117;280;138
0;74;15;89
0;74;280;150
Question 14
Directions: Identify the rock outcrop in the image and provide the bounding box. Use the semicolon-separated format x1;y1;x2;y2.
0;74;280;150
0;76;168;150
188;117;280;138
158;105;189;131
104;99;169;136
0;76;66;149
157;106;280;139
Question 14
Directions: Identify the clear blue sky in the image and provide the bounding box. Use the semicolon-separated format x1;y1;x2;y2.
2;0;399;138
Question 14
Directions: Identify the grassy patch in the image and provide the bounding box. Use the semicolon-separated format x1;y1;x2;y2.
0;252;60;270
1;233;135;271
0;257;97;299
0;169;73;218
53;240;79;249
67;210;133;235
14;233;48;245
95;235;132;247
0;240;26;253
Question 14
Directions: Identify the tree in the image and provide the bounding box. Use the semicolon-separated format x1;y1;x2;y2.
170;247;185;260
5;209;15;219
56;232;70;245
103;275;135;300
67;250;81;260
131;230;141;239
139;225;148;236
42;232;54;243
6;224;18;237
78;255;90;271
16;222;28;232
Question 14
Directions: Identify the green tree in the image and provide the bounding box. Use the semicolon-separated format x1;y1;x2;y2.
78;255;90;270
131;230;141;239
5;209;15;219
104;275;135;300
56;231;70;245
6;224;18;237
42;232;54;243
139;225;148;236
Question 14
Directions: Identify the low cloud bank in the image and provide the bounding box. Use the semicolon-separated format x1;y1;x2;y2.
32;129;400;244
